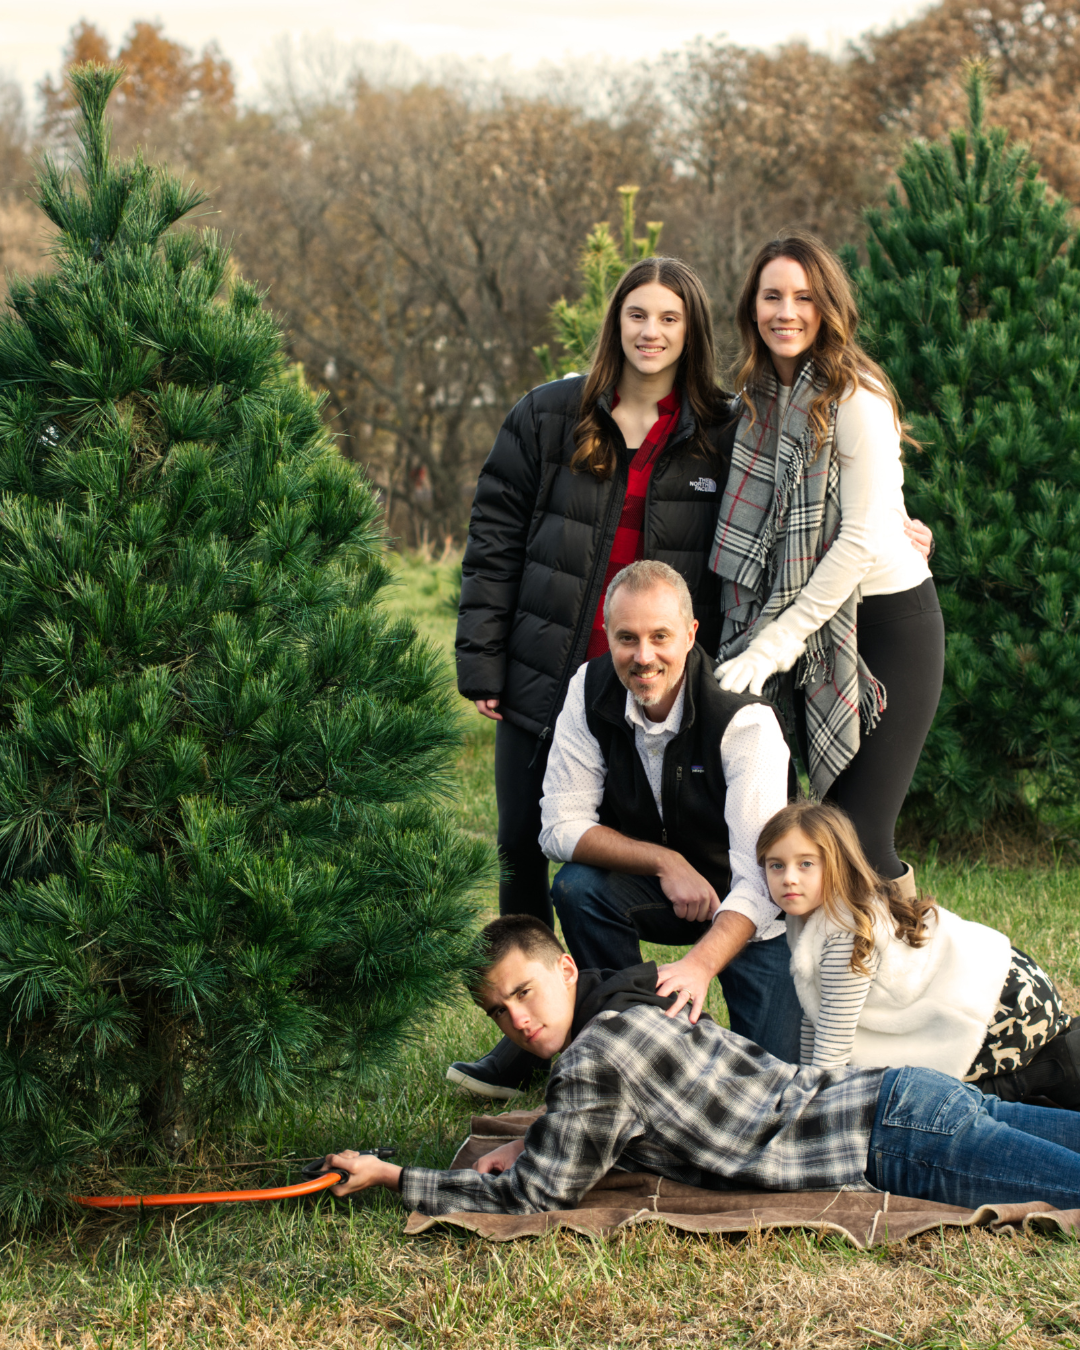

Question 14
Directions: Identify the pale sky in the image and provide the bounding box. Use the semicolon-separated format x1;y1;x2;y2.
5;2;924;110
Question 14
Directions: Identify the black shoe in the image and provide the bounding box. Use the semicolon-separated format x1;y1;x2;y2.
979;1020;1080;1110
446;1035;550;1100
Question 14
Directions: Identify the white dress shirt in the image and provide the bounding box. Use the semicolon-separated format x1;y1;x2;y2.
539;664;789;942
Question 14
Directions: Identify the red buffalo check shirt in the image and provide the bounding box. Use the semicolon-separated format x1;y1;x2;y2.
585;387;682;660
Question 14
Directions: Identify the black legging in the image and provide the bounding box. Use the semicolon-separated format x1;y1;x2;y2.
795;577;944;880
493;718;554;926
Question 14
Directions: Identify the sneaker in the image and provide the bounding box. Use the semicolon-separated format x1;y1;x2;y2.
446;1034;550;1100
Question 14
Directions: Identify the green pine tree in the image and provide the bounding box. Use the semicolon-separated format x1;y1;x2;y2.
535;185;663;380
846;63;1080;837
0;66;490;1223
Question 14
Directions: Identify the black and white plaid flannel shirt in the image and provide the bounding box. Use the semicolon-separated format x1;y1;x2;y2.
401;1003;885;1215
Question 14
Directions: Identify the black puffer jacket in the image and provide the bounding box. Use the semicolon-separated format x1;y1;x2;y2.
455;375;737;738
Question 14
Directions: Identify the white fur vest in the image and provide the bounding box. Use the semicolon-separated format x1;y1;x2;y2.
788;903;1011;1077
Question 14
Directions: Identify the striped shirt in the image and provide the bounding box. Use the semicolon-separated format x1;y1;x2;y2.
400;999;885;1216
791;917;879;1068
585;388;682;660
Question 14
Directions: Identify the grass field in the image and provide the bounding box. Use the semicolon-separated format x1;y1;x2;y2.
4;553;1080;1349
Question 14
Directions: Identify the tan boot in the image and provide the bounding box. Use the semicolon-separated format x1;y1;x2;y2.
895;863;917;901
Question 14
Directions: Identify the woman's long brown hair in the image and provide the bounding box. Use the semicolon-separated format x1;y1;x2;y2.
572;256;730;479
756;801;936;978
734;230;913;457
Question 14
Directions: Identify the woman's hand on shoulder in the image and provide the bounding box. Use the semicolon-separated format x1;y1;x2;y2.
715;620;807;695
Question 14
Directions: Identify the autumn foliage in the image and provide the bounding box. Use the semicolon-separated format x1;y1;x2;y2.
0;4;1074;548
39;19;233;135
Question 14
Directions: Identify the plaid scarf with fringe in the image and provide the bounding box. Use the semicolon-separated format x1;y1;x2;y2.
708;361;885;798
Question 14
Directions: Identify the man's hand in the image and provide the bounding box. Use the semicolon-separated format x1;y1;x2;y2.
904;516;934;561
572;828;716;922
655;911;756;1025
323;1151;403;1197
656;851;719;923
474;698;503;721
474;1139;526;1175
656;950;716;1024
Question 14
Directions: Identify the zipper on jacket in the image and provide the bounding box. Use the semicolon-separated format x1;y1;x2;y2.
659;753;684;852
538;402;695;741
539;429;628;737
641;425;692;560
527;725;551;769
659;683;695;849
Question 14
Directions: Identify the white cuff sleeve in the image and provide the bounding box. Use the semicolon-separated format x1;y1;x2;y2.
740;619;807;673
539;666;606;862
718;702;791;941
715;891;777;932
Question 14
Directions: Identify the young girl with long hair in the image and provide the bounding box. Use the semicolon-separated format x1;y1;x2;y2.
758;800;1080;1106
711;230;943;895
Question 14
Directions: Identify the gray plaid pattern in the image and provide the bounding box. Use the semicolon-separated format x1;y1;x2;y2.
708;363;885;797
401;1004;885;1216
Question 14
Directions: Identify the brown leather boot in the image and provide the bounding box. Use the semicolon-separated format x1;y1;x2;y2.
895;862;917;901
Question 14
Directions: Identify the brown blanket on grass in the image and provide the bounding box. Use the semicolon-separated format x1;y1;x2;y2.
404;1109;1080;1247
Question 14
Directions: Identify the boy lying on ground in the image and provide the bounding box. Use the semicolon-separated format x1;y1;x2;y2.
321;915;1080;1214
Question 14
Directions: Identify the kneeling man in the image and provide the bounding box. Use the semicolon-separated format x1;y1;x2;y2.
328;917;1080;1214
542;558;798;1050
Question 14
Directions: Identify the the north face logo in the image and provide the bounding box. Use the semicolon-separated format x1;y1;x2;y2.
689;477;716;493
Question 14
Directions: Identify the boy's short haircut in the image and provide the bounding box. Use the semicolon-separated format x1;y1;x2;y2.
467;915;566;997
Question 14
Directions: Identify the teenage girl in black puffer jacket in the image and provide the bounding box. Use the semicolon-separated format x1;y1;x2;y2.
455;257;735;936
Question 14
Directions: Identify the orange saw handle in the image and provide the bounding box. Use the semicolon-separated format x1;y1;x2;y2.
74;1169;348;1209
73;1148;396;1209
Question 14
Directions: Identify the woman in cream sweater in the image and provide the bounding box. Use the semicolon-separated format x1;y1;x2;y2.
710;230;941;895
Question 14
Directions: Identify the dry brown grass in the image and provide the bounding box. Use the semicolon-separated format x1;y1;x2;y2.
2;1222;1078;1349
896;814;1080;871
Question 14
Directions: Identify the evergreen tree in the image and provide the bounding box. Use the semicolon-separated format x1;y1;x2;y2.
0;67;489;1222
846;64;1080;837
534;185;662;379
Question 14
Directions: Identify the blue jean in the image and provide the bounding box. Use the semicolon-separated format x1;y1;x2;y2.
551;863;802;1063
867;1066;1080;1209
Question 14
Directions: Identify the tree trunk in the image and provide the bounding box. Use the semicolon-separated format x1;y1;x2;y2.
137;1001;188;1157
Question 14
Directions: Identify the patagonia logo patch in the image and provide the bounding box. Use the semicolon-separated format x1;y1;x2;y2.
689;477;716;493
691;765;705;773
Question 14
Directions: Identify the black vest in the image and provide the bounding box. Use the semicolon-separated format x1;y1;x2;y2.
583;644;787;897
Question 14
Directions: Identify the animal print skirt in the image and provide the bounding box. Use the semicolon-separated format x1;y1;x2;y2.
963;946;1071;1082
